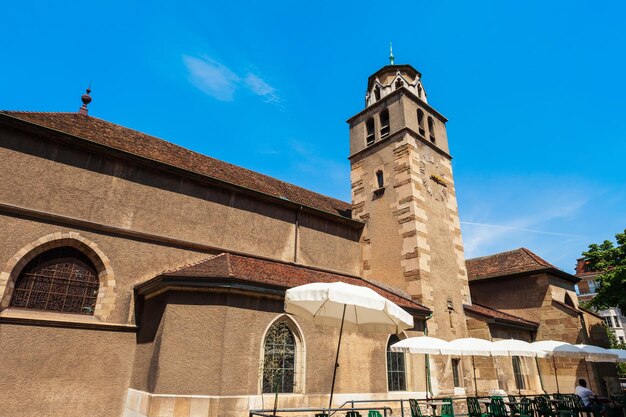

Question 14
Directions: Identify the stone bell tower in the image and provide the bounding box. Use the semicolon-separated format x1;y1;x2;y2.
347;61;471;339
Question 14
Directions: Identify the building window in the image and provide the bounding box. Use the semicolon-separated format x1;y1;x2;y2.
418;84;423;99
395;78;404;90
427;116;436;143
387;335;406;391
619;336;624;343
376;170;384;189
262;321;296;393
588;280;597;294
452;358;462;387
564;293;575;309
613;316;620;328
366;118;375;146
380;110;390;138
417;109;426;137
10;247;99;315
604;317;613;328
512;356;525;390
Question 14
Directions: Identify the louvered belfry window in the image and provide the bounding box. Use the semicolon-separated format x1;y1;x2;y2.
10;247;99;315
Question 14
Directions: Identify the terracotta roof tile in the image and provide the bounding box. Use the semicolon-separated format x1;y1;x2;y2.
0;111;352;218
464;303;539;328
466;248;558;281
157;252;429;312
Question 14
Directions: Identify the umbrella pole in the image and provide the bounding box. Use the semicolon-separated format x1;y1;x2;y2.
328;304;347;416
552;356;560;394
472;356;478;396
425;353;432;400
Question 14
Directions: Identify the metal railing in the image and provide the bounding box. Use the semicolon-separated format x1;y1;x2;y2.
249;405;393;417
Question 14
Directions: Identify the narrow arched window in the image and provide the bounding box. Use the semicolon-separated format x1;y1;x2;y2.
387;335;406;391
380;109;390;138
427;116;436;143
262;321;296;393
10;247;99;315
374;85;381;102
366;118;375;146
376;170;384;189
417;109;425;137
452;358;462;387
417;84;423;99
512;356;525;389
395;78;404;90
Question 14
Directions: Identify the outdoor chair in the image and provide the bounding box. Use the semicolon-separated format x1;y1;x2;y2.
535;395;558;417
441;397;455;417
508;396;524;417
517;397;534;417
489;396;510;417
368;411;382;417
553;394;577;417
467;397;490;417
409;399;424;417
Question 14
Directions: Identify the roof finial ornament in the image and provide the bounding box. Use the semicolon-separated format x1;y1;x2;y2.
389;42;395;65
79;83;92;115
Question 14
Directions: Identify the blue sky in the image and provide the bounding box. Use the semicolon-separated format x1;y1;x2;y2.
2;1;625;272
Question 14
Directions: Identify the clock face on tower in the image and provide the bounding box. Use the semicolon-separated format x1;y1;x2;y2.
419;152;448;202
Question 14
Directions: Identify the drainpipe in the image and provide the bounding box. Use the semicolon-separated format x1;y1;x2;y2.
293;206;302;263
424;312;434;399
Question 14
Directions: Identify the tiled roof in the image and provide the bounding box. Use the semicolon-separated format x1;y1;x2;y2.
148;252;430;313
0;111;352;218
466;247;568;281
464;303;539;328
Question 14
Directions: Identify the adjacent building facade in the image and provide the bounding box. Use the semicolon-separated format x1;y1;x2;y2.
576;258;626;344
0;62;618;417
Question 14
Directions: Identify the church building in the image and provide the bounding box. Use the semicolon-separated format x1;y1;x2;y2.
0;60;618;417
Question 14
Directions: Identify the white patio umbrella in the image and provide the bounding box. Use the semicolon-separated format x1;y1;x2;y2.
575;344;619;362
608;349;626;362
284;282;414;415
391;336;462;398
391;336;461;355
492;339;548;358
530;340;584;393
447;337;497;395
492;339;547;394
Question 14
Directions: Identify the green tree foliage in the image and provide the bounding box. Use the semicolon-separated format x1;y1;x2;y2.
582;229;626;313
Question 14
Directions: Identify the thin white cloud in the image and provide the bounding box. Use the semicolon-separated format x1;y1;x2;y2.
244;73;280;103
183;55;240;101
460;221;582;238
183;55;281;104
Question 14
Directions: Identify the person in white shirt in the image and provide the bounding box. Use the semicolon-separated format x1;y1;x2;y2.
575;378;596;408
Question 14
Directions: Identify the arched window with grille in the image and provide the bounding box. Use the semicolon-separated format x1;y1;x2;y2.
428;116;436;143
262;321;297;393
417;109;425;137
380;109;390;138
387;334;406;391
10;247;99;315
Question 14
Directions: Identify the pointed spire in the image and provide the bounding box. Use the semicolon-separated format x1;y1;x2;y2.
389;42;395;65
79;84;92;115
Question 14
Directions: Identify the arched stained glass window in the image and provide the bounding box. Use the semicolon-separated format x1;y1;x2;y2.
10;247;99;315
387;334;406;391
262;321;296;393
